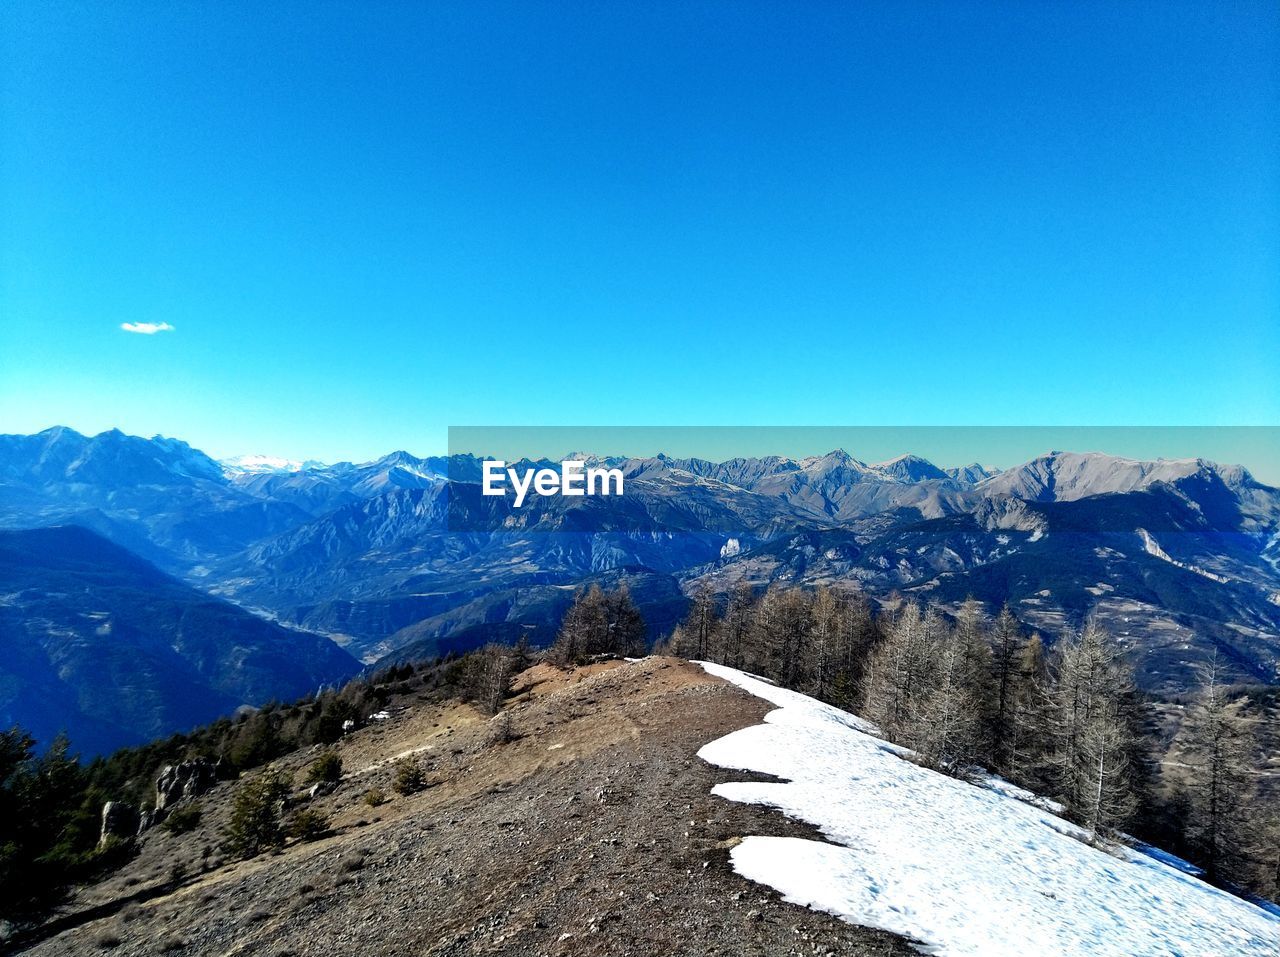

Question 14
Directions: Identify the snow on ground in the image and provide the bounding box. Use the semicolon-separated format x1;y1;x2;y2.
697;661;1280;957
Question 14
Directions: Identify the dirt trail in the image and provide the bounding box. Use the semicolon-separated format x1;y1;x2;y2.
20;657;913;957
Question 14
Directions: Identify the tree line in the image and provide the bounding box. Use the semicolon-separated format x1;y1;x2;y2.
657;583;1279;901
2;581;1276;924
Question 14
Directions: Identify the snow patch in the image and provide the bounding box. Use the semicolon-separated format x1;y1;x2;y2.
1137;528;1231;584
697;661;1280;957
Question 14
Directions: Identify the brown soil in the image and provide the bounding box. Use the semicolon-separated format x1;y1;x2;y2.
18;657;914;957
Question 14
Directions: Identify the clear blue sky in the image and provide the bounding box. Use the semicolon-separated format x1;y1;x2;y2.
2;1;1277;463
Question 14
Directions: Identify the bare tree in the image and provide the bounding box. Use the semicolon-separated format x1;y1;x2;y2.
862;603;934;746
721;582;755;669
679;587;720;661
808;586;840;700
917;611;987;772
1046;620;1141;836
1005;632;1050;789
551;584;645;665
989;604;1025;774
1180;655;1256;882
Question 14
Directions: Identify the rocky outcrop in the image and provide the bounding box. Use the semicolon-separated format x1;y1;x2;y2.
155;759;222;812
307;780;337;800
98;801;140;847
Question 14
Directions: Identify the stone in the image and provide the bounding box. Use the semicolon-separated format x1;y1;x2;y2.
155;758;222;812
99;800;140;847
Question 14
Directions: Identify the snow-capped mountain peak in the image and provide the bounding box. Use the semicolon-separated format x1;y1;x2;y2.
221;454;327;475
870;453;950;483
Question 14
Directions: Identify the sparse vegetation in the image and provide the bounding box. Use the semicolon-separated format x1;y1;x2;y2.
162;802;203;834
363;787;387;807
223;768;292;860
0;654;493;918
392;758;428;795
550;584;645;666
338;850;366;872
305;750;343;786
288;807;331;842
93;928;123;949
664;583;1280;901
485;711;516;746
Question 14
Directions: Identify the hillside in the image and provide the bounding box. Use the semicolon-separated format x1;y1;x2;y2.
0;526;359;754
16;658;1276;956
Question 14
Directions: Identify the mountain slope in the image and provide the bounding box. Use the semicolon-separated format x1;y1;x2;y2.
0;428;313;572
18;658;1273;956
18;658;914;957
700;662;1280;956
0;526;359;754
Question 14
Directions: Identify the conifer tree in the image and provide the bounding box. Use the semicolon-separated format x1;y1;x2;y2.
862;603;934;746
721;582;755;669
1180;655;1256;882
989;604;1025;774
1047;620;1141;835
1006;632;1051;789
679;587;720;661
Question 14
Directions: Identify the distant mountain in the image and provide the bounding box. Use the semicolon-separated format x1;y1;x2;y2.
977;451;1269;507
0;427;313;572
684;481;1280;692
0;526;359;754
221;454;329;474
3;428;1279;695
871;453;952;483
945;462;999;484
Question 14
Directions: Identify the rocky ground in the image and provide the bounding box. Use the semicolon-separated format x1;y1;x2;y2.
17;658;914;957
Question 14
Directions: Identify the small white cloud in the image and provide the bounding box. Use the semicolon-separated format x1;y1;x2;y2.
120;322;174;335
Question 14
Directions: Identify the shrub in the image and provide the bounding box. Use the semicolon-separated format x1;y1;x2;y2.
305;751;343;786
94;929;123;949
163;803;203;834
485;711;516;746
223;768;292;860
287;807;331;842
392;759;427;796
363;787;387;807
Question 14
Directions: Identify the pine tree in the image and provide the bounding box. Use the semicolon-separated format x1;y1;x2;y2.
224;768;292;859
917;612;986;772
1005;633;1051;789
989;604;1025;775
862;602;934;747
1047;621;1140;836
680;587;720;661
1180;655;1256;883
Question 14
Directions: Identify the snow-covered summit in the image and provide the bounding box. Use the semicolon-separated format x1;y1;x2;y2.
976;450;1254;502
221;454;327;475
698;661;1280;957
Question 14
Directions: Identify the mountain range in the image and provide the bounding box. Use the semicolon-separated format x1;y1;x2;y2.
2;425;1279;750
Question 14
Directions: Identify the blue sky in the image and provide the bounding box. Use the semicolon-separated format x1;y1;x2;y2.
2;1;1277;463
